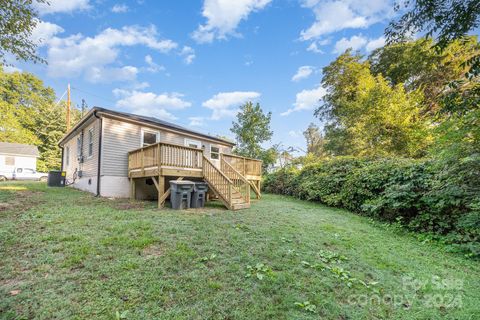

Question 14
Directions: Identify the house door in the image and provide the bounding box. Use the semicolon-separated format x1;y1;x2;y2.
184;139;202;167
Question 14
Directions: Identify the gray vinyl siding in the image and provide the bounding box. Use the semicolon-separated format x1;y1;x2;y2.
101;116;233;177
62;118;99;180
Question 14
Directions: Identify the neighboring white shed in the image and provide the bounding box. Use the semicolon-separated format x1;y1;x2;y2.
0;142;39;172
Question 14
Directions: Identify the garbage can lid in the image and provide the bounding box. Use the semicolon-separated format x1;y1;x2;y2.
170;180;194;185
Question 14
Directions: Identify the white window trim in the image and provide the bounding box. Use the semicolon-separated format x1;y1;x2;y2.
141;128;160;147
210;145;220;160
184;138;201;149
87;128;94;159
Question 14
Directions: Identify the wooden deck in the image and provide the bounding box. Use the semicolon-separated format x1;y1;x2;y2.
127;142;262;210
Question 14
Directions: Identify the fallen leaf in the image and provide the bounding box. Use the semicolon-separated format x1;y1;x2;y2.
10;290;21;296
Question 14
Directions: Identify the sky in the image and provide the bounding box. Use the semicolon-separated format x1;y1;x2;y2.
8;0;397;153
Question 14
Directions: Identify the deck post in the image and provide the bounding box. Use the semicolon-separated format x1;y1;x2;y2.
158;175;165;209
130;178;136;200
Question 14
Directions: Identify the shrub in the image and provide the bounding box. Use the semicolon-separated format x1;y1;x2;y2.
262;156;479;258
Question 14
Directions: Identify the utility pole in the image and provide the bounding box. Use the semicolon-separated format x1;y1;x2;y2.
66;83;71;131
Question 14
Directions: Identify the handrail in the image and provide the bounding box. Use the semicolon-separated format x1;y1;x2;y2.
221;153;262;177
221;158;250;203
221;153;262;163
202;156;233;206
128;141;201;154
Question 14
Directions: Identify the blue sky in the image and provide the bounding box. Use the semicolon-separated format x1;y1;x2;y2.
9;0;396;152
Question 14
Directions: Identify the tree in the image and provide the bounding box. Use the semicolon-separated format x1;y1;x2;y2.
231;101;274;170
0;67;81;171
315;51;430;158
369;37;480;113
0;0;47;65
303;123;325;157
386;0;480;77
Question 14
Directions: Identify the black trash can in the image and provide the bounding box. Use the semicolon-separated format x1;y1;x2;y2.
191;182;209;208
47;171;66;187
169;180;194;210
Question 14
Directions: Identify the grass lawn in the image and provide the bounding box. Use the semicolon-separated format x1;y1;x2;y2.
0;182;479;319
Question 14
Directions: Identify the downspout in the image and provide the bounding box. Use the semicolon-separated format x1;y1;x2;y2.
60;146;64;171
94;110;103;197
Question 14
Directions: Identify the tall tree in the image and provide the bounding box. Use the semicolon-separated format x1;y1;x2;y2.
231;101;274;169
0;67;81;171
303;123;325;157
386;0;480;77
0;0;46;65
369;37;480;113
316;51;430;158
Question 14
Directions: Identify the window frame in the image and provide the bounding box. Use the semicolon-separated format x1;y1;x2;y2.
5;156;15;166
141;128;160;147
87;128;94;158
210;145;220;160
184;138;202;149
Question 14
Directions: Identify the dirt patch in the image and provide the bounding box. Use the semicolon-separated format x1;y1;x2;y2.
142;244;165;258
0;191;44;214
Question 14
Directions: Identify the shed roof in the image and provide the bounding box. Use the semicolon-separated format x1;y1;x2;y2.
0;142;39;157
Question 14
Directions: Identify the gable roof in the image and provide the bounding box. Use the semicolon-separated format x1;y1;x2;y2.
59;106;235;146
0;142;39;157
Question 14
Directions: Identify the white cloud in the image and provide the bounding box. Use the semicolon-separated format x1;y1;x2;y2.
180;46;196;64
192;0;272;43
189;116;205;126
333;35;367;53
144;55;165;73
86;66;138;83
366;35;386;52
35;0;91;15
113;89;192;121
45;25;178;82
202;91;261;120
300;0;392;41
281;85;326;116
307;42;324;54
3;65;22;73
112;4;129;13
288;130;302;138
31;21;64;47
292;66;314;82
333;34;386;54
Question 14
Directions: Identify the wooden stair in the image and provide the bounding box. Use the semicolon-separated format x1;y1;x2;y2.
202;156;250;210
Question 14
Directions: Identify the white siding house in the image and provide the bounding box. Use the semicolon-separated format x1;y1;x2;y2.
0;142;39;176
58;107;235;198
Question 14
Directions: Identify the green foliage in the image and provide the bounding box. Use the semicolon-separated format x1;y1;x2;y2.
231;101;274;170
317;50;431;158
386;0;480;77
303;122;325;157
245;263;274;280
0;0;47;65
294;301;316;313
264;157;480;258
0;67;81;171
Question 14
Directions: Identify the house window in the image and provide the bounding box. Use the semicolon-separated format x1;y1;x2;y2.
66;146;70;166
185;138;201;149
88;128;94;157
77;136;82;157
141;129;159;147
5;156;15;166
210;146;220;160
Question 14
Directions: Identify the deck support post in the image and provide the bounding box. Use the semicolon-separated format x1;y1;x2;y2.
130;178;136;200
158;176;165;209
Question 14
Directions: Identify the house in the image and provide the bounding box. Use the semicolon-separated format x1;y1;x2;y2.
58;107;262;210
0;142;39;174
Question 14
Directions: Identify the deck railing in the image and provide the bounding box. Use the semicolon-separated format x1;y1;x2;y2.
221;154;262;178
128;142;203;172
221;158;250;203
203;156;233;205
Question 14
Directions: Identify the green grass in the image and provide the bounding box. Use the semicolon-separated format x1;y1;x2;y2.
0;182;479;319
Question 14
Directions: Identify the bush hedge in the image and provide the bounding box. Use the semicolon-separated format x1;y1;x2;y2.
263;156;480;258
